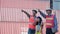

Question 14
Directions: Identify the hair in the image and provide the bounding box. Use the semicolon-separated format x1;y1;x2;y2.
37;16;42;22
36;16;42;25
32;10;37;13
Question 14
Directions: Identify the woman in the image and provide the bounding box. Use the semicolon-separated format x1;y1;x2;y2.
35;16;43;34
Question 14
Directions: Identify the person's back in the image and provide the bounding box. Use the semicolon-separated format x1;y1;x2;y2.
21;9;37;34
29;15;36;29
35;17;43;34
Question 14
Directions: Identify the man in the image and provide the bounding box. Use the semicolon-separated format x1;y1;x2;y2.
21;9;37;34
38;9;58;34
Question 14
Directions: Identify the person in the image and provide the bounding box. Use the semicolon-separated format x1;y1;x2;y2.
21;9;37;34
35;16;43;34
38;9;58;34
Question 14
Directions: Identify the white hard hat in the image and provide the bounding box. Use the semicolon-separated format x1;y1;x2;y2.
46;8;52;11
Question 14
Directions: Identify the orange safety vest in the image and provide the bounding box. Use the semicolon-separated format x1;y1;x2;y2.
29;15;36;29
46;15;54;28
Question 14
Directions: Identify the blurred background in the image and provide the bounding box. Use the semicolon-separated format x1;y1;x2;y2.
0;0;60;34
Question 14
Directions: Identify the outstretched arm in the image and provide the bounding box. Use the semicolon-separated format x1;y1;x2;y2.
21;10;30;18
38;9;46;18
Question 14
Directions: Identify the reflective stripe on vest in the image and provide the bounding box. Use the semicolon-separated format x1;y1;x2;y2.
46;15;54;28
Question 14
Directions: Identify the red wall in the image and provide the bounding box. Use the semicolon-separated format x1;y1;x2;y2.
0;0;60;34
1;0;49;9
1;0;50;21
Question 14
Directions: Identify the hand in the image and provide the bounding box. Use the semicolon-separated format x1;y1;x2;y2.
38;9;41;12
21;10;25;12
56;29;58;33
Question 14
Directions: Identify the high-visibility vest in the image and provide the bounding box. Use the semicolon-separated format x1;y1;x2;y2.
46;15;54;28
29;15;36;29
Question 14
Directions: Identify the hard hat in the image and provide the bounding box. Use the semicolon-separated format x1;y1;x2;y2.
46;8;52;11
